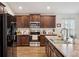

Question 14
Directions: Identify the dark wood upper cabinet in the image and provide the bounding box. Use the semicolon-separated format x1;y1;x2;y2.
16;15;29;28
22;16;30;28
16;16;22;28
40;15;56;28
30;14;40;22
16;15;56;28
7;13;16;28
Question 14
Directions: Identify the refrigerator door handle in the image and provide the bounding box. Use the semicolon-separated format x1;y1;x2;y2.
13;35;16;41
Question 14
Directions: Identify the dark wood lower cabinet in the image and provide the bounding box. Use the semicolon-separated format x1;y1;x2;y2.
50;48;55;57
45;39;64;57
17;35;29;46
39;35;46;46
49;44;55;57
54;48;64;57
45;39;51;57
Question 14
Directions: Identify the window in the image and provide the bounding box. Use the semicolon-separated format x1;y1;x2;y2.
64;19;75;37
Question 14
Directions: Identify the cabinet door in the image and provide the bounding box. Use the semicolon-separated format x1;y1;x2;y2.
21;36;26;45
40;35;46;46
21;36;29;46
7;14;11;28
30;14;40;22
7;14;16;28
16;16;29;28
45;40;51;57
49;43;55;57
26;36;29;46
47;44;51;57
40;15;56;28
45;39;48;56
50;49;54;57
54;49;64;57
17;36;22;46
17;35;29;46
22;16;29;28
16;16;23;28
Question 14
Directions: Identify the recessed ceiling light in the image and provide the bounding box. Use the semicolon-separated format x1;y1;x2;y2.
47;6;50;10
18;6;23;10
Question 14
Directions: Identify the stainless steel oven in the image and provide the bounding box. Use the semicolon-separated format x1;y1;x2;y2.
30;21;40;28
29;21;40;46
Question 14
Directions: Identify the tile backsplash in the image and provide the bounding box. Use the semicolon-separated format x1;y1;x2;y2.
16;28;62;36
40;28;54;35
16;28;30;35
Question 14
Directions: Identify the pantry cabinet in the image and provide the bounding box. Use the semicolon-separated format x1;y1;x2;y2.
40;15;56;28
16;15;29;28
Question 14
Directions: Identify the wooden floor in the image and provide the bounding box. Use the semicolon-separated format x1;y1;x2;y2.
8;46;47;57
17;46;46;57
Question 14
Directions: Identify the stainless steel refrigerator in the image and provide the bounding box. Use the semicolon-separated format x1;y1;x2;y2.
7;15;17;57
0;3;17;56
0;3;7;57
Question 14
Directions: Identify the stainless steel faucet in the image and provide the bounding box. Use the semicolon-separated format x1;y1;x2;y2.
60;28;69;43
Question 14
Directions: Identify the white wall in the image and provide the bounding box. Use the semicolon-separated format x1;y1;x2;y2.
75;15;79;39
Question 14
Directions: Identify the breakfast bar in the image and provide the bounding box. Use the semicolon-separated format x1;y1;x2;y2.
45;36;79;57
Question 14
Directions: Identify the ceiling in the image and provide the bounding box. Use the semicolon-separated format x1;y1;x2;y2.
6;2;79;15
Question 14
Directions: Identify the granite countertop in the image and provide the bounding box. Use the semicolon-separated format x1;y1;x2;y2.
40;34;57;36
17;34;29;36
16;34;56;35
46;36;79;57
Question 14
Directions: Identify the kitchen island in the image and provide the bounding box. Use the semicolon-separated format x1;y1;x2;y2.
45;36;79;57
